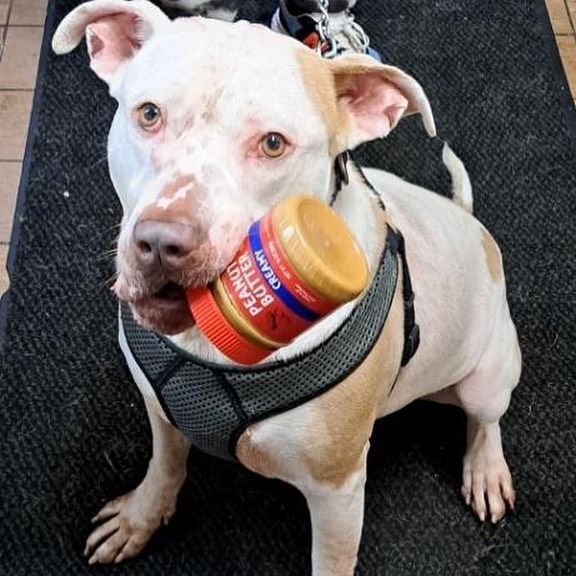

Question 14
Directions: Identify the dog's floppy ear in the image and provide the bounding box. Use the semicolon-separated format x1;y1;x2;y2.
52;0;168;84
329;54;436;149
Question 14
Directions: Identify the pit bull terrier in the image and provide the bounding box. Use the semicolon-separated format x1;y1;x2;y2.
52;1;521;573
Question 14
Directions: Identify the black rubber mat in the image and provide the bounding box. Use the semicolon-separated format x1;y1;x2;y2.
1;1;575;574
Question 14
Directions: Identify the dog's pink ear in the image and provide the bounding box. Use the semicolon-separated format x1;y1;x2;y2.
329;55;436;149
52;0;168;84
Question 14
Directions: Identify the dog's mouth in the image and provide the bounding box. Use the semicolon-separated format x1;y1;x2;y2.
150;281;186;303
126;281;196;335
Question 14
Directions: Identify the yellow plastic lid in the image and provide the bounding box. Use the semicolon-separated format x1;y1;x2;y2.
271;195;368;303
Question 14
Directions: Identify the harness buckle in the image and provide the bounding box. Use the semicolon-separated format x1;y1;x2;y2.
335;151;350;186
401;323;420;366
404;291;415;309
330;151;350;205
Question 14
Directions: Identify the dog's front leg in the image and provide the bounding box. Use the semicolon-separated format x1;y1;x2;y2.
300;444;368;576
84;399;191;564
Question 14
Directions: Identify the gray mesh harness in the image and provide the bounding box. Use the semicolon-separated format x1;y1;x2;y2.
121;226;419;461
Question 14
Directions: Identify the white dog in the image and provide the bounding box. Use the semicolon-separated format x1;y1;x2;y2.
52;1;521;574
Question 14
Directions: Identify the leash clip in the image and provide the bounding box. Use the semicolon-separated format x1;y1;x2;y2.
330;151;350;205
335;151;350;186
401;324;420;367
315;0;338;58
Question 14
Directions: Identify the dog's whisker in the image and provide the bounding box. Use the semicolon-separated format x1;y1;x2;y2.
96;223;122;235
94;254;117;266
101;248;118;257
84;154;109;173
100;271;119;289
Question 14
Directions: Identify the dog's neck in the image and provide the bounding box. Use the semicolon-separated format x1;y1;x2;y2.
330;162;384;267
169;165;383;365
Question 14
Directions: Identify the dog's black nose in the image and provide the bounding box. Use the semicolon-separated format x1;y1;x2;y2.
133;220;200;270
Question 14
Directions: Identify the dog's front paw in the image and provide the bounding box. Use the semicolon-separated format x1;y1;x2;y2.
84;484;178;564
461;422;516;524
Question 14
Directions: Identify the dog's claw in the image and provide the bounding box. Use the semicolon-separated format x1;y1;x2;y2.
502;482;516;511
462;455;515;524
85;515;120;557
85;486;179;564
462;468;514;523
91;499;121;524
461;421;515;524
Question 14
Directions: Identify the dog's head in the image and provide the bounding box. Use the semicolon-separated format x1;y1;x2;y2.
53;0;435;335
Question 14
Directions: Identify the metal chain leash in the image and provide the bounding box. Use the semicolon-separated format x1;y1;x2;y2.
316;3;349;191
316;0;338;58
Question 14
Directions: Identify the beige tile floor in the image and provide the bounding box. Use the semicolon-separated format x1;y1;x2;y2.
0;0;46;295
0;0;576;297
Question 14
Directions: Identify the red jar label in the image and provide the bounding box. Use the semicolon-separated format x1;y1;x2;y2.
220;215;337;344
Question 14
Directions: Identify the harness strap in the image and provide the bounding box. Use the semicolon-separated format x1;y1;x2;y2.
396;230;420;366
348;157;419;365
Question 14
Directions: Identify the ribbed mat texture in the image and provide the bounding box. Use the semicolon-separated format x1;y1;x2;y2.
1;1;575;574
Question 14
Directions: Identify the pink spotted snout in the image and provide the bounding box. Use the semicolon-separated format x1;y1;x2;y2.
115;174;249;335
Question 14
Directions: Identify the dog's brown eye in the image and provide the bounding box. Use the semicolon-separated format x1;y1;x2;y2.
137;103;162;130
260;133;288;158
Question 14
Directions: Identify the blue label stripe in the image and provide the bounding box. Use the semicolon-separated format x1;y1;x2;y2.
248;221;319;322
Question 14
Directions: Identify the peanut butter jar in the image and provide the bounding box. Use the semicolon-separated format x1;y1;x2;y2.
186;195;368;365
